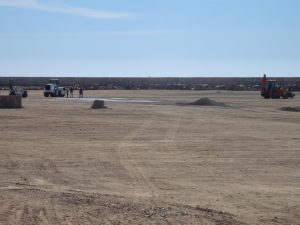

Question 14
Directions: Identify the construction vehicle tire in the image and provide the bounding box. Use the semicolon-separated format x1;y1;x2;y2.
282;94;288;99
22;91;28;98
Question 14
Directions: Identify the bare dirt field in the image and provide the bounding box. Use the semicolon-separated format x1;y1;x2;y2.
0;90;299;225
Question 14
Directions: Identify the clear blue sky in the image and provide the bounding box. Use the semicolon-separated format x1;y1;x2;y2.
0;0;299;77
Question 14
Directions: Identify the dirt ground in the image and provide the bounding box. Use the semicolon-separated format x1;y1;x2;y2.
0;90;299;225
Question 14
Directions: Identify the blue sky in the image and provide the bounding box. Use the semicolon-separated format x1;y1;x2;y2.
0;0;299;77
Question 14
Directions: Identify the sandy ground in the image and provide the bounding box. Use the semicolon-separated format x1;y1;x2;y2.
0;90;299;225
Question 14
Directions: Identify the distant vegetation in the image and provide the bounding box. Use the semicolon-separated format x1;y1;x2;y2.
1;77;300;91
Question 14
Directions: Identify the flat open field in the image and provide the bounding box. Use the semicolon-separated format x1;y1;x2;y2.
0;90;299;225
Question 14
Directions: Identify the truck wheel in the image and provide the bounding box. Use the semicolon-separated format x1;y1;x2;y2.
44;93;49;97
50;93;54;97
272;92;279;99
22;91;28;98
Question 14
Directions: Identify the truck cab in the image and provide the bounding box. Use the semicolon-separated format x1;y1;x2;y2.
44;79;65;97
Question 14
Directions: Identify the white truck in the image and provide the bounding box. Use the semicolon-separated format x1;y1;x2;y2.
44;79;66;97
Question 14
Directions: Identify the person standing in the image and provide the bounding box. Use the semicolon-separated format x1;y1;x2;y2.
70;87;73;98
79;87;83;98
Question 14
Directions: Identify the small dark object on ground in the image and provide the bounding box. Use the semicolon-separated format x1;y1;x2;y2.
280;106;300;112
189;97;226;107
91;100;106;109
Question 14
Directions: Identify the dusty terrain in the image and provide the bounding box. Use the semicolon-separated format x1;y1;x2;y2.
0;90;299;225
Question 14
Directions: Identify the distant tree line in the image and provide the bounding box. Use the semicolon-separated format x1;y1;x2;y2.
1;77;300;91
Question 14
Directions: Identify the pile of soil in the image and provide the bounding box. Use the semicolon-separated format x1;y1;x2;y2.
0;188;246;225
189;97;226;107
280;106;300;112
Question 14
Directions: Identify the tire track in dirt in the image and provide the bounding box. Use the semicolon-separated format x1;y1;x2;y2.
114;117;160;198
115;108;183;199
1;199;53;225
0;194;69;225
0;148;68;189
163;108;183;152
158;108;184;196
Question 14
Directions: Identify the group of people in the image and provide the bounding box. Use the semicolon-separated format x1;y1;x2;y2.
65;87;84;98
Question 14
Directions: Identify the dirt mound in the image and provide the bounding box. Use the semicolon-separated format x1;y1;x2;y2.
189;97;226;107
280;106;300;112
0;188;246;225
